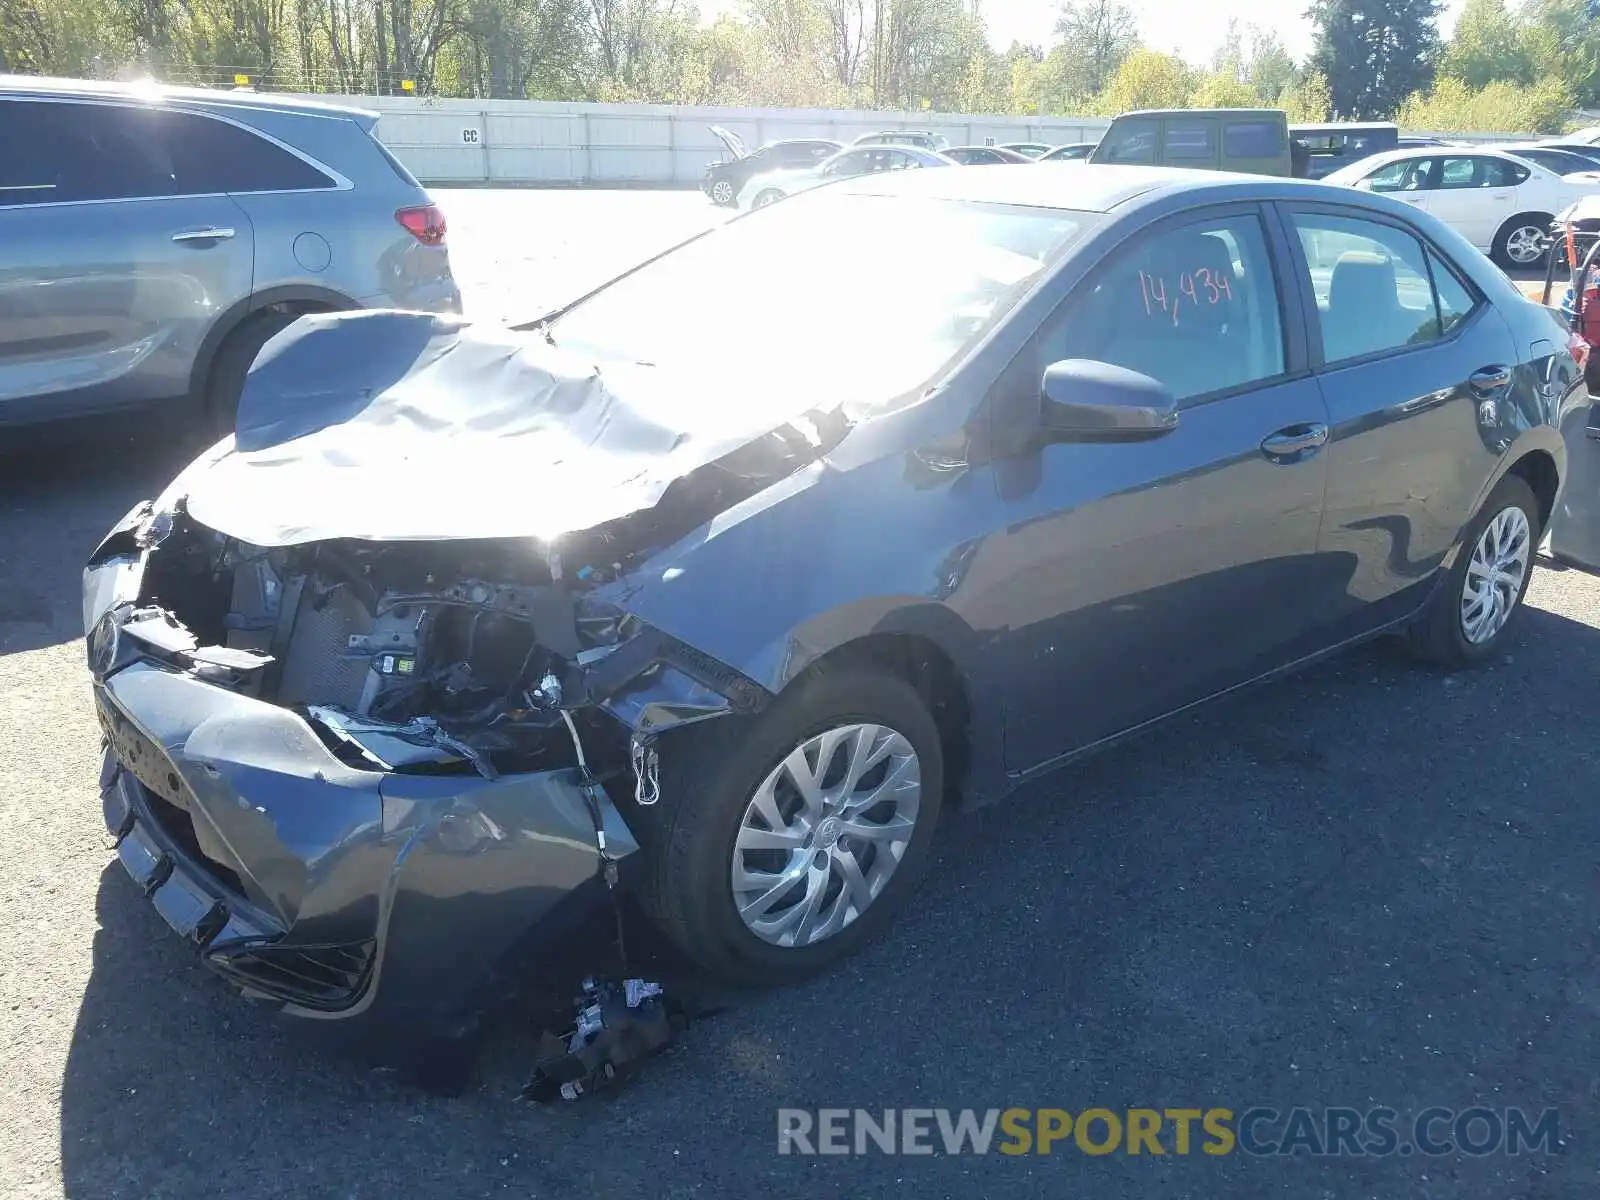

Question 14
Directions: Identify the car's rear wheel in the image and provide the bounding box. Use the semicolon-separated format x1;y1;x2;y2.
1491;213;1552;269
710;179;734;205
752;188;784;209
1407;473;1539;666
637;664;943;984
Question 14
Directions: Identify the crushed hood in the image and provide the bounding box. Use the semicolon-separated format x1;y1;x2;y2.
173;310;835;547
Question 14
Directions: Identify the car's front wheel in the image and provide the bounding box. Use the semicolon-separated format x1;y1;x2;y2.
1407;473;1539;665
752;188;785;209
638;664;943;984
710;179;734;206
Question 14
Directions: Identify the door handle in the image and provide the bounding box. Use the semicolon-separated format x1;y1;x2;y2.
1469;365;1512;394
171;227;236;243
1260;423;1329;462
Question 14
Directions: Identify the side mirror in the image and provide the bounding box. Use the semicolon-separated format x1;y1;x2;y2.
1039;359;1178;441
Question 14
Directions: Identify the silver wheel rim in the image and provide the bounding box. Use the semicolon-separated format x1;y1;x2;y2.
1505;225;1546;264
712;180;733;203
730;723;921;948
1461;505;1531;644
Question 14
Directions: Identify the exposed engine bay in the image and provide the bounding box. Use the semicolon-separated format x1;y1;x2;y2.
132;524;670;779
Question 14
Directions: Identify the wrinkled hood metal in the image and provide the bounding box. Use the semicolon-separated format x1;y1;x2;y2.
173;309;836;547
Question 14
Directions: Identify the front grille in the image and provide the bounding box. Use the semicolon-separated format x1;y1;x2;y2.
208;940;375;1011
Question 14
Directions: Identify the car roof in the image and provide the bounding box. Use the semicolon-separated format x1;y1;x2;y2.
1115;107;1281;119
0;73;377;122
833;162;1439;214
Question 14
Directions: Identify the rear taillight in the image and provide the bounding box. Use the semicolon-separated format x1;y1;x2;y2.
395;204;446;246
1570;331;1590;374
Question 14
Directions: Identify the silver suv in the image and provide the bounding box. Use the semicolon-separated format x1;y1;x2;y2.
0;77;461;430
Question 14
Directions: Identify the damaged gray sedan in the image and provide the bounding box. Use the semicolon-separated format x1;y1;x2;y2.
84;166;1593;1039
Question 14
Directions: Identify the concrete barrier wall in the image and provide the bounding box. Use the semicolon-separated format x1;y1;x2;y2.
280;94;1535;186
284;94;1112;185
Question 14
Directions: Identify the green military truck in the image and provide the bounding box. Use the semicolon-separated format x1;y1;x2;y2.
1089;109;1294;176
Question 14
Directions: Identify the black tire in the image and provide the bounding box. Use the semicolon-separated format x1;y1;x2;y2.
1406;473;1540;666
202;308;304;435
636;664;944;985
1490;213;1552;270
709;178;735;206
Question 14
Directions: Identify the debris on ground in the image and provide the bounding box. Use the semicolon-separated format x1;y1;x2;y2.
521;975;689;1102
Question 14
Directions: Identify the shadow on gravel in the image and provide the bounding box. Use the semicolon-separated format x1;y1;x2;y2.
55;605;1600;1200
0;420;204;657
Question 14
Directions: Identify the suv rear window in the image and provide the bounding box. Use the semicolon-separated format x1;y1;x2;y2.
1225;121;1285;158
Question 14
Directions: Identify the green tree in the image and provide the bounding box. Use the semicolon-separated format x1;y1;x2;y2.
1280;68;1334;119
1520;0;1600;107
1052;0;1137;97
1191;69;1258;107
1438;0;1532;89
1244;26;1296;103
1098;46;1191;112
1307;0;1443;118
1396;73;1572;133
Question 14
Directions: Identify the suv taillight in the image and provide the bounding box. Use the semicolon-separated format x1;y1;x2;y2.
395;204;446;246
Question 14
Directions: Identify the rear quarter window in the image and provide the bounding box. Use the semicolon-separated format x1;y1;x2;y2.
174;113;339;192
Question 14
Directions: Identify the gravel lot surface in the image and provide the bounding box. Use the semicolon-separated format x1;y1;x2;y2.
0;189;1595;1199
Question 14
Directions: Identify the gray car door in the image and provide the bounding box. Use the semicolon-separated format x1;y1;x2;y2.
0;97;254;422
1278;204;1523;639
986;205;1336;773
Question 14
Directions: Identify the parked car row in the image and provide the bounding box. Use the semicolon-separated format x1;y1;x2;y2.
1324;145;1600;268
703;114;1600;279
702;127;1115;208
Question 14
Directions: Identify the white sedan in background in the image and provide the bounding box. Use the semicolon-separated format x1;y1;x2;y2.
736;144;956;210
1324;146;1600;268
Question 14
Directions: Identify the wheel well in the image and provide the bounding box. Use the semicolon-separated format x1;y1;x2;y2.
800;633;971;797
189;287;356;404
1508;450;1559;531
1495;211;1553;241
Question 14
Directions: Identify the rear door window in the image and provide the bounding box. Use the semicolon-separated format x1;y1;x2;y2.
1288;211;1465;363
1439;155;1527;189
